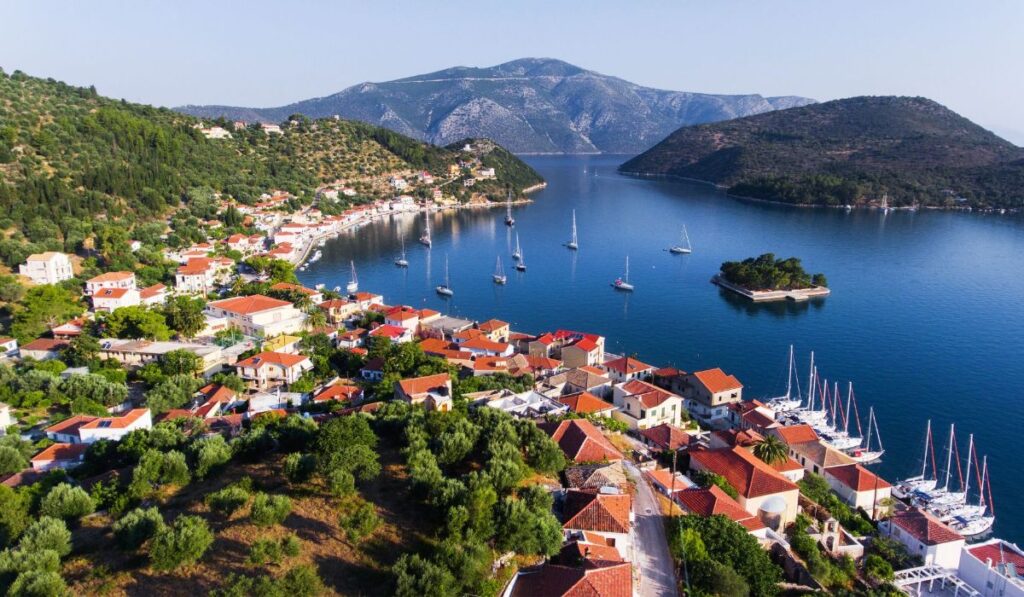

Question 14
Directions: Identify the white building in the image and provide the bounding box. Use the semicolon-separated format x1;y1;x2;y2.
880;508;965;570
175;257;233;294
44;409;153;444
91;288;141;312
958;539;1024;597
205;294;306;337
234;351;313;390
85;271;136;295
19;252;73;285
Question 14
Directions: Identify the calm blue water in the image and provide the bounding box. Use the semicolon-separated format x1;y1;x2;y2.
300;155;1024;542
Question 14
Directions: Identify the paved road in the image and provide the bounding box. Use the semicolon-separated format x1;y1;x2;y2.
624;460;680;597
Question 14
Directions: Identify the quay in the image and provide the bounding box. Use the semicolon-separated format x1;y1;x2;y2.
711;274;831;302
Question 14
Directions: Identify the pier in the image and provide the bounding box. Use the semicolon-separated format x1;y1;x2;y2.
711;274;831;302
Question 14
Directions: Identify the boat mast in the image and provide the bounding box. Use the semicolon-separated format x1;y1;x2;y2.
683;225;691;251
943;424;956;492
785;345;794;401
624;256;630;283
978;456;988;509
807;352;815;411
843;382;852;434
962;434;974;497
920;420;931;478
873;408;883;452
571;211;578;245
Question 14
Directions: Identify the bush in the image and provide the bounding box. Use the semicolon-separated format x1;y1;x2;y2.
250;493;291;527
192;435;232;479
325;468;355;497
338;498;379;542
205;484;251;516
281;534;301;557
7;569;70;597
149;515;214;571
160;450;191;486
0;446;28;476
39;483;95;521
215;564;323;597
248;538;283;566
112;507;164;550
280;564;325;596
17;517;71;558
283;453;316;484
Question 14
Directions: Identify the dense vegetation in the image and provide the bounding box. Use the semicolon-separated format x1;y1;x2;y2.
667;514;781;597
719;253;827;291
621;96;1024;209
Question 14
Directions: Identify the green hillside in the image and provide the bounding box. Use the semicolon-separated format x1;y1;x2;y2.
620;96;1024;209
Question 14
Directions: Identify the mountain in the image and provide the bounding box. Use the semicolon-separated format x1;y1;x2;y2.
175;58;814;154
0;69;541;267
620;96;1024;209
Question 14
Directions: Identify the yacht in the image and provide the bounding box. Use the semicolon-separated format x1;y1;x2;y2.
766;345;802;413
515;247;527;272
435;255;454;296
395;232;409;267
893;420;939;499
565;210;579;250
612;256;634;291
669;225;693;254
493;256;507;285
345;261;358;294
504;190;515;226
846;406;884;464
419;211;432;247
512;233;522;261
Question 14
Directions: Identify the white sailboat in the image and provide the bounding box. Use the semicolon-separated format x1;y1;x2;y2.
893;420;939;499
947;456;994;538
346;261;359;294
847;406;885;464
669;225;693;254
915;424;967;507
395;232;409;267
612;256;634;291
766;345;802;413
435;255;453;296
419;211;432;247
504;190;515;226
515;245;526;271
881;193;892;215
512;233;522;261
565;210;579;250
492;256;507;285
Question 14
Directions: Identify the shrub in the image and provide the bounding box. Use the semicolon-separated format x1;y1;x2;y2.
280;564;325;597
149;515;214;571
192;435;232;479
325;468;355;497
112;507;164;550
7;569;70;597
250;493;291;527
206;484;251;516
17;517;70;558
0;446;28;476
283;453;316;484
160;450;191;486
248;538;283;566
338;498;379;542
39;483;95;521
281;534;301;557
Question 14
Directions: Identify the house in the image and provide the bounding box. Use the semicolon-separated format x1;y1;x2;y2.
51;319;86;338
729;400;780;434
684;368;744;428
505;560;631;597
368;324;414;344
234;351;313;390
205;295;306;337
652;367;688;396
384;307;420;331
19;338;69;361
19;252;73;285
313;384;362;404
645;467;695;496
85;271;136;295
824;464;892;519
45;415;96;443
610;379;684;430
78;409;153;443
638;423;697;453
30;443;89;471
880;507;965;570
0;338;18;359
674;485;769;537
394;373;453;411
262;334;302;354
784;436;855;476
269;282;323;304
319;298;360;324
559;392;616;417
359;357;385;382
689;446;800;530
475;389;568;418
91;287;141;312
0;403;12;433
98;339;224;372
561;489;633;560
564;462;630;493
139;283;168;306
603;356;654;384
542;367;612;399
541;419;622;463
561;336;604;368
458;336;514;357
957;539;1024;597
477;319;510;342
175;257;233;294
260;123;282;134
336;328;367;349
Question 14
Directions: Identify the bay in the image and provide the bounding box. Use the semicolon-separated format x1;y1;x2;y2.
299;155;1024;542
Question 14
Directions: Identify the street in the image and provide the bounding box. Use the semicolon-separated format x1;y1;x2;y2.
623;460;680;597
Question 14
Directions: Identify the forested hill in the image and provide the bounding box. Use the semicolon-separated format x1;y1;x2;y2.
0;69;541;265
619;96;1024;209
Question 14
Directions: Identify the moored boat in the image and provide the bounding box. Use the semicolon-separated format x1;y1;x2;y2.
612;256;634;291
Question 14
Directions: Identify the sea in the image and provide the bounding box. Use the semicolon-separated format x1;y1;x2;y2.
298;155;1024;543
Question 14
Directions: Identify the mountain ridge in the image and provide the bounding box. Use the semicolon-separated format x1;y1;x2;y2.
176;58;815;154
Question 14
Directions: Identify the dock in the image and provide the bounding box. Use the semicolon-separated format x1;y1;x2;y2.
711;274;830;302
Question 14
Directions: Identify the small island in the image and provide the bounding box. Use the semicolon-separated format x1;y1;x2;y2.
713;253;830;302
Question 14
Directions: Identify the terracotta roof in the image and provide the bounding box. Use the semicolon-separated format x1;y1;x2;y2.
177;257;215;275
573;337;599;353
369;325;407;339
139;283;166;299
319;298;351;309
510;561;631;597
418;338;456;354
235;351;311;369
314;384;361;402
385;309;419;322
270;282;319;296
638;423;693;451
460;336;511;353
692;368;743;393
524;355;562;370
788;440;855;468
80;408;150;430
562;489;632;534
397;373;451;397
472;356;511;372
21;338;70;352
209;294;292;315
653;367;685;378
87;271;134;283
690;446;798;499
477;319;509;333
543;419;622;463
93;287;130;299
604;356;653;376
773;424;820;445
31;442;89;463
967;541;1024;570
198;384;237;403
826;463;892;492
558;539;623;564
619;379;679;408
676;485;766;530
888;508;964;545
559;392;615;414
45;415;98;436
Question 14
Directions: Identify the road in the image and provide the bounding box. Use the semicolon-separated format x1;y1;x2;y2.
624;460;680;597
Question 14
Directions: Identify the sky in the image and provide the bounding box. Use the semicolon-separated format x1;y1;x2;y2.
3;1;1023;144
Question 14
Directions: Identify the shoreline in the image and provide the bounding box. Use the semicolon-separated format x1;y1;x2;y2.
711;274;830;303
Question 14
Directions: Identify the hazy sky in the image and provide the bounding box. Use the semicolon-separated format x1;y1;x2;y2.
3;1;1023;143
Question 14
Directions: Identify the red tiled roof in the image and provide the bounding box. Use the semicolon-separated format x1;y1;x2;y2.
826;464;892;492
888;508;963;545
199;384;237;403
562;490;632;534
653;367;685;378
544;419;623;463
21;338;70;352
93;287;130;299
477;319;508;333
396;373;451;397
80;408;150;430
31;442;88;463
559;539;623;564
210;294;292;315
604;356;653;375
511;561;631;597
689;446;798;499
619;379;679;408
177;257;215;275
418;338;456;354
773;424;820;445
369;325;407;339
638;423;693;451
559;392;615;414
460;336;510;353
968;542;1024;570
44;415;97;435
675;485;766;531
139;283;166;299
87;271;134;283
573;337;599;353
693;368;743;393
270;282;319;296
235;351;310;369
314;384;361;402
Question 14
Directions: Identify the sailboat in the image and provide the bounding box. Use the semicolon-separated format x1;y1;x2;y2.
419;211;432;247
515;246;527;271
504;190;515;226
947;456;995;538
512;233;522;261
346;261;359;294
669;225;693;254
395;232;409;267
820;382;862;451
881;193;892;215
766;345;802;413
893;420;939;499
612;256;634;291
435;256;454;296
914;424;968;507
847;406;884;464
565;210;579;250
492;256;507;285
